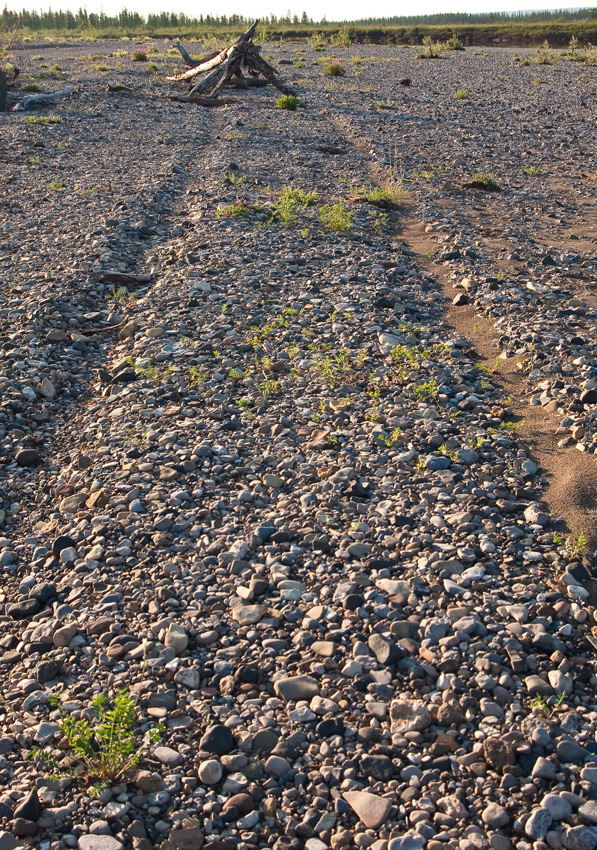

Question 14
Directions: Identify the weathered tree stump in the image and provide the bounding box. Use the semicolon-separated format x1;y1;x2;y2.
0;69;7;113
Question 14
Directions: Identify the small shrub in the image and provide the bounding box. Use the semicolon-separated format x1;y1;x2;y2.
271;187;317;227
216;202;250;219
357;185;403;209
51;690;161;782
533;40;555;65
25;114;62;124
96;64;109;72
147;62;158;72
22;83;40;92
50;64;62;72
418;36;444;59
331;27;351;48
453;89;467;99
444;33;465;51
319;203;353;232
131;49;148;61
470;173;501;192
325;62;345;77
276;94;299;110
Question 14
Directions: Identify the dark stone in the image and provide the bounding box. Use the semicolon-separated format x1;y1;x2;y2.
357;725;380;744
52;536;77;557
14;789;42;822
7;599;42;619
235;665;259;684
542;254;557;266
343;594;364;610
452;292;469;306
252;729;279;752
0;802;12;820
0;737;14;755
222;793;254;816
273;840;304;850
483;737;516;772
580;389;597;406
316;718;345;738
15;448;39;467
35;660;60;684
557;739;589;764
368;633;404;665
12;819;38;837
199;725;235;755
361;754;395;781
111;368;137;384
29;582;57;605
272;731;307;760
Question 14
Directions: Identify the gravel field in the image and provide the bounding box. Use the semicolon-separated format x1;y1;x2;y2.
1;37;597;850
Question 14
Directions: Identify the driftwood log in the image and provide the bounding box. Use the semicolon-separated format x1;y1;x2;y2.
14;85;74;111
167;22;293;99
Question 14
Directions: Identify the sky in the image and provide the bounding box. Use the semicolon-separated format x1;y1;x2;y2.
14;0;595;21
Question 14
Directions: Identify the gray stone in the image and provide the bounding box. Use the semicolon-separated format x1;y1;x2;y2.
532;756;557;780
390;699;431;733
563;827;597;850
580;802;597;825
265;755;291;777
525;807;552;840
542;794;573;821
343;791;392;829
482;803;510;829
197;760;222;785
78;838;123;850
153;746;183;767
274;675;320;701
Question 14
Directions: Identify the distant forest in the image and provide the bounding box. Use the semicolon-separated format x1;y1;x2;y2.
2;4;597;44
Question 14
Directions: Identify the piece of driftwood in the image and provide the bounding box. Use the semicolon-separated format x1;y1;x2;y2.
92;271;153;284
14;85;74;111
168;22;293;99
167;93;227;106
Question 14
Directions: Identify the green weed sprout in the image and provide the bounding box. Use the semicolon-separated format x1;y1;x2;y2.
51;690;161;782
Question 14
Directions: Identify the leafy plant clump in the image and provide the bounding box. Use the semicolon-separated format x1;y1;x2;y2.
319;203;353;232
469;172;501;191
454;89;468;99
276;94;299;110
216;202;250;219
418;36;445;59
271;186;317;227
324;62;346;76
357;185;403;210
51;690;161;782
445;33;465;50
26;114;62;124
131;49;148;61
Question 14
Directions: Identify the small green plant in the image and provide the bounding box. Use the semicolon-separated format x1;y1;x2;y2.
470;173;501;192
554;531;588;559
107;285;138;304
415;456;426;470
50;64;62;72
331;27;351;48
132;49;148;61
22;83;41;92
96;64;109;72
26;115;62;124
256;379;279;400
216;202;250;220
454;89;468;99
523;165;545;176
276;94;299;110
47;180;65;192
50;690;161;782
358;185;403;209
533;40;555;65
270;186;317;227
319;203;353;232
418;36;444;59
147;62;158;72
28;154;43;164
414;380;439;402
530;691;568;718
325;62;346;76
188;366;207;385
444;33;465;51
